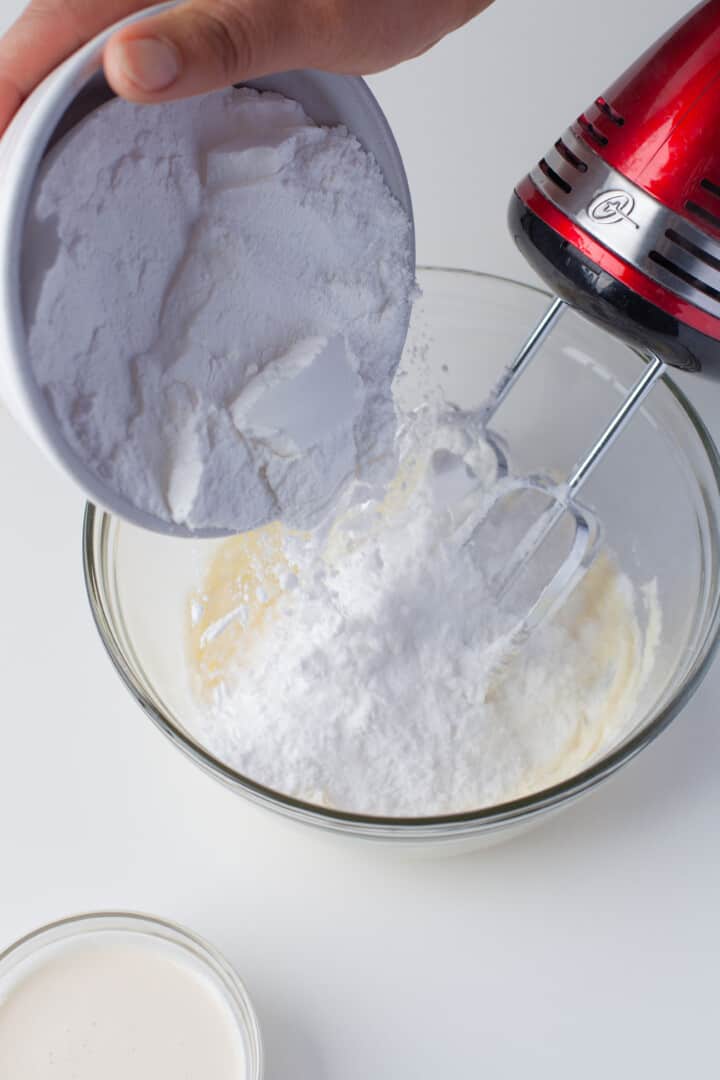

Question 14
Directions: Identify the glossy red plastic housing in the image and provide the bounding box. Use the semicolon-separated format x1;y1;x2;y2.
514;0;720;358
576;0;720;224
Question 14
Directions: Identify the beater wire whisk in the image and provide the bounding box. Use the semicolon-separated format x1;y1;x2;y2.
475;298;667;634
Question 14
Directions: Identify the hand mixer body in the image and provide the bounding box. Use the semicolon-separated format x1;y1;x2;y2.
510;0;720;374
480;1;720;637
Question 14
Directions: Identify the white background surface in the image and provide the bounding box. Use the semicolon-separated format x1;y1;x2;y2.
1;0;719;1076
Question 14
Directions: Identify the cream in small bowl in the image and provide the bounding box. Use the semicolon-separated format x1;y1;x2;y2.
0;913;262;1079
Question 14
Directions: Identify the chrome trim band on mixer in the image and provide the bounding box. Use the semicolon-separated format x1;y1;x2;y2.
530;128;720;320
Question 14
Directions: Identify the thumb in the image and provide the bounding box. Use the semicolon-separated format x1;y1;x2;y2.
104;0;311;102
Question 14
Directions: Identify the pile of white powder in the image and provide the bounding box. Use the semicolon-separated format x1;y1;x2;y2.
22;83;660;818
187;403;660;817
23;89;414;532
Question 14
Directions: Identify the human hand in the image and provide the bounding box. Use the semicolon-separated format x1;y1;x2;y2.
0;0;494;134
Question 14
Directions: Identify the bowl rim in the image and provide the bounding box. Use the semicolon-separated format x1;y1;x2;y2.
0;910;264;1077
82;266;720;837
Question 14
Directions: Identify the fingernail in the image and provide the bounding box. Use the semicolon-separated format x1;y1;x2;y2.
115;37;181;92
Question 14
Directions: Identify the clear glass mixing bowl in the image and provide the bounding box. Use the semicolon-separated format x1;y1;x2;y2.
83;269;720;852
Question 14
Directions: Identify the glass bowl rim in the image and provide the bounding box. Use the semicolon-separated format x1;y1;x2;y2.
82;266;720;836
0;910;264;1076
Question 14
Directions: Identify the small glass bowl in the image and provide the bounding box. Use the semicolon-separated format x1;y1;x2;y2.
0;911;263;1076
83;269;720;852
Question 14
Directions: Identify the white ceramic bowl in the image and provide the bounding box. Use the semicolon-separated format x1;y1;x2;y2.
0;2;413;538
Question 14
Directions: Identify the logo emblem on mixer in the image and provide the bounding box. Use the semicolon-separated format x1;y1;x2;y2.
588;190;640;229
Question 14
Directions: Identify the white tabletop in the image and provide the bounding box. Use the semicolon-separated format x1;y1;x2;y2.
2;1;719;1077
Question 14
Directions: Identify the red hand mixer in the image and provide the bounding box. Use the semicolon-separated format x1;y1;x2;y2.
483;0;720;631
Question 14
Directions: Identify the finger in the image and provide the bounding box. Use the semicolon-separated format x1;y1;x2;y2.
104;0;498;101
104;0;318;101
0;0;158;133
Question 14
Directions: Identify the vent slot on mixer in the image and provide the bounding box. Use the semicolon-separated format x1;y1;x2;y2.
685;200;720;232
538;158;571;194
665;228;720;274
700;178;720;199
578;115;608;147
554;139;588;173
595;97;625;126
648;249;720;303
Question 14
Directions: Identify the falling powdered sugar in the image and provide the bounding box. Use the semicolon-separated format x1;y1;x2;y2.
186;404;661;817
23;88;415;532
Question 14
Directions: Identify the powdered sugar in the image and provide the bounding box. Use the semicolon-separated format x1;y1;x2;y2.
23;88;414;532
186;403;660;817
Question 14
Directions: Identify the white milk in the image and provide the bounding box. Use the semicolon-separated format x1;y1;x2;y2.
0;933;249;1078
